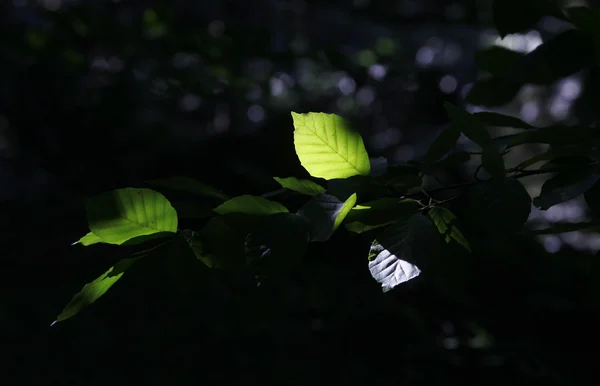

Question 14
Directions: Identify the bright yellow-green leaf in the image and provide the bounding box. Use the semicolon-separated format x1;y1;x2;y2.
85;188;178;245
291;112;371;180
74;232;104;246
53;257;140;324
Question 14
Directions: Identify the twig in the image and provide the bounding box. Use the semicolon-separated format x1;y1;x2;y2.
414;165;590;198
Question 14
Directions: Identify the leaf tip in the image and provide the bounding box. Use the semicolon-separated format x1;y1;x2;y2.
50;320;58;327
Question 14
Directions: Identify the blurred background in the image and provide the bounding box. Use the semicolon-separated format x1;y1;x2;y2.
2;0;600;385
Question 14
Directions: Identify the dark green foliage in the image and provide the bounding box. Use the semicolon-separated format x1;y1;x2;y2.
60;93;600;321
465;178;532;234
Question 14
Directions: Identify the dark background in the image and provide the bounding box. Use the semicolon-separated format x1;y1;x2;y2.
2;1;599;385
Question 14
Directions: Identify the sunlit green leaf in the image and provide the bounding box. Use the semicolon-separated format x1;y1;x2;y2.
73;232;104;246
291;111;371;179
297;192;357;242
273;176;325;196
368;214;440;292
428;207;471;252
214;195;288;216
53;257;140;324
84;188;178;245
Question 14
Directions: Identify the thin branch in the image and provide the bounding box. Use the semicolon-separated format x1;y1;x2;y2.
415;165;588;198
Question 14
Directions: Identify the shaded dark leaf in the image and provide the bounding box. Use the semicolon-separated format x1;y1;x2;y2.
505;125;597;148
327;175;389;201
534;168;600;210
466;78;522;107
473;112;535;130
520;29;595;84
475;46;525;77
166;233;211;294
437;151;471;168
528;221;600;235
517;144;597;169
585;179;600;217
146;176;230;201
566;7;600;66
425;127;461;164
376;164;423;191
444;102;492;147
466;178;531;233
297;192;357;242
213;195;288;215
482;144;506;179
245;213;310;276
199;214;262;269
345;198;421;230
